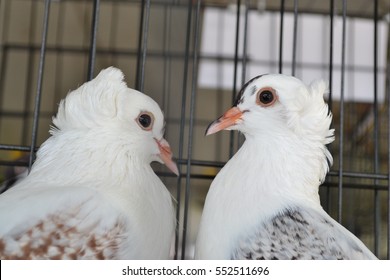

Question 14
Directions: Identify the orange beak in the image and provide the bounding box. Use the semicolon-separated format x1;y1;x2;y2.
205;107;243;136
155;138;179;176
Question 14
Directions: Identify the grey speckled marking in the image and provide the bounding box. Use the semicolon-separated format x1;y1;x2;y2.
249;86;257;96
231;208;369;260
233;75;265;106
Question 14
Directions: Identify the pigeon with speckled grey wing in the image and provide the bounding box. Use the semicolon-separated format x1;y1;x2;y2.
195;74;377;260
0;67;178;259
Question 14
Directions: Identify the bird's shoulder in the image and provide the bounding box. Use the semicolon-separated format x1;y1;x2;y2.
231;206;377;260
0;185;129;259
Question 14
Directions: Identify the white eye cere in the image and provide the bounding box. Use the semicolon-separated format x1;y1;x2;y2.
136;112;154;131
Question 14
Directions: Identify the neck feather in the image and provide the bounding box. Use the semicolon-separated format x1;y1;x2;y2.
28;130;152;188
238;130;329;204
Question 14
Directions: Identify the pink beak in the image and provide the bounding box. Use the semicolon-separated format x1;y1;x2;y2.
155;138;179;176
205;107;243;136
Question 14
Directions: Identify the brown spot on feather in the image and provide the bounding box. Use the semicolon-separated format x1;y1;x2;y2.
52;254;62;260
36;222;44;231
88;236;97;248
95;251;105;260
69;252;78;260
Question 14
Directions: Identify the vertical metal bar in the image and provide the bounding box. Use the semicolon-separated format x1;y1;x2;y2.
279;0;284;74
162;3;171;113
87;0;100;81
0;49;7;135
328;0;334;111
182;0;201;260
0;0;8;86
22;3;38;145
137;0;151;93
229;0;241;158
164;7;172;124
135;0;146;90
387;25;390;260
28;0;51;170
373;0;380;257
81;0;89;79
162;4;168;111
241;0;249;86
238;0;249;148
216;9;224;161
0;0;10;134
325;0;334;213
338;0;347;223
291;0;298;76
175;0;193;260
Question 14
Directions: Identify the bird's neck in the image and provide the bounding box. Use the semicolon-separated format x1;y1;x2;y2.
196;130;329;259
235;131;326;205
27;131;154;189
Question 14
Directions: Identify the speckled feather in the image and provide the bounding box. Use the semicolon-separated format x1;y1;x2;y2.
232;208;375;260
0;200;127;260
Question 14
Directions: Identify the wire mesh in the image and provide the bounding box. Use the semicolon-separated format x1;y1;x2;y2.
0;0;389;260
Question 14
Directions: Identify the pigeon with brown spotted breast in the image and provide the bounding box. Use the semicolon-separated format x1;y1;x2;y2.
0;67;178;259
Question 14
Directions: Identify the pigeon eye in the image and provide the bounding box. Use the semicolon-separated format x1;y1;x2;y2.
136;112;154;131
257;88;277;107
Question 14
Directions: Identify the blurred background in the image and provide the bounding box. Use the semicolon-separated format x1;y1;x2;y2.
0;0;389;259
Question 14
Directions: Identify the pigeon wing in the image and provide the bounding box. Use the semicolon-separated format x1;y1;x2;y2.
0;186;129;259
232;207;377;260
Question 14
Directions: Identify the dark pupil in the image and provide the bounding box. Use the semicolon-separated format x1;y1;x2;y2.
260;91;274;104
139;114;151;128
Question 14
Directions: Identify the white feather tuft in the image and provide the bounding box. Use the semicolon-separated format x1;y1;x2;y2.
52;67;127;133
291;79;335;182
95;66;125;83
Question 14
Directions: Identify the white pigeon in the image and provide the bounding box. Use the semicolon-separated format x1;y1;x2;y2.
0;67;178;259
195;74;377;260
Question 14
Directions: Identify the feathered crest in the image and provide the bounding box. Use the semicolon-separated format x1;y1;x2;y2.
51;67;127;134
300;79;335;182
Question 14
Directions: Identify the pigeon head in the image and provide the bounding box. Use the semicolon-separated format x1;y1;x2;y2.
206;74;333;138
51;67;178;175
206;74;334;181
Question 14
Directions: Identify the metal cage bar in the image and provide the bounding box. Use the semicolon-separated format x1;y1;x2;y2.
137;0;151;92
291;0;298;76
373;0;380;256
174;0;193;260
181;0;201;259
21;3;37;147
87;0;100;81
279;0;285;74
28;0;51;170
229;0;242;158
325;0;334;213
337;0;347;223
388;27;390;260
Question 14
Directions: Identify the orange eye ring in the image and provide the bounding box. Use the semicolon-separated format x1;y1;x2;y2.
256;87;278;107
136;112;154;131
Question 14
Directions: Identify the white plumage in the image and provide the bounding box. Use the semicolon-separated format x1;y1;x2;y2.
195;74;377;260
0;67;177;259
